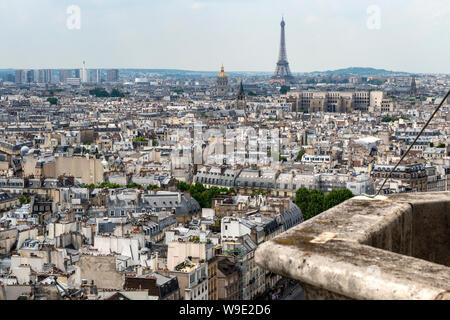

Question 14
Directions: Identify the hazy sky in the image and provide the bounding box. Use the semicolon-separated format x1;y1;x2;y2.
1;0;449;73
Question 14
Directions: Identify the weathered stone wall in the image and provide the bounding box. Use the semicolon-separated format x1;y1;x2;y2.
300;281;351;300
75;255;124;290
0;228;18;255
42;157;104;185
362;204;413;256
365;195;450;267
410;200;450;267
0;285;32;300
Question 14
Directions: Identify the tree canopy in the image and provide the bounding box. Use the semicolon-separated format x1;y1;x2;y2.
110;88;125;98
89;87;125;98
133;137;149;143
47;97;58;105
381;116;409;123
19;196;31;204
177;181;234;208
367;79;385;85
295;149;306;162
126;183;143;189
295;188;354;220
89;88;109;97
84;182;123;189
279;85;291;94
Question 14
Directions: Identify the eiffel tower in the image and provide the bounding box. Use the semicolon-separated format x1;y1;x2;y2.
271;17;295;84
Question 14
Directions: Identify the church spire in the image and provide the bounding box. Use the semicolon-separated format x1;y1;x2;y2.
237;80;245;99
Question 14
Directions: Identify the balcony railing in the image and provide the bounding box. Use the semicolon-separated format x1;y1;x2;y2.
255;191;450;300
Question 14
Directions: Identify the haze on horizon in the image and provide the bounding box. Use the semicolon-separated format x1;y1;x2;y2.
1;0;449;74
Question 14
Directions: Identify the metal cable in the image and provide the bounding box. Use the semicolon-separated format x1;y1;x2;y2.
365;89;450;198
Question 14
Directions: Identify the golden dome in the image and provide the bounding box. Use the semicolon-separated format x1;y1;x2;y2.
218;65;228;78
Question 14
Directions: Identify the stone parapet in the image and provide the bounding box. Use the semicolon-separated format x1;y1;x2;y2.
255;192;450;300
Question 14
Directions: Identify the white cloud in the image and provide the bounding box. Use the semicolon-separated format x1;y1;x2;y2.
305;15;319;24
191;2;205;9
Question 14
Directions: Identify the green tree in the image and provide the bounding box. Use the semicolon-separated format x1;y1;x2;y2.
305;190;325;220
294;188;310;216
133;137;149;143
294;188;353;221
85;182;124;189
367;79;384;85
296;149;306;162
190;182;206;194
252;189;269;196
19;196;30;204
323;189;354;211
177;180;191;192
437;143;445;148
280;85;290;94
110;88;125;97
178;181;234;208
126;183;143;189
47;97;58;105
89;87;109;97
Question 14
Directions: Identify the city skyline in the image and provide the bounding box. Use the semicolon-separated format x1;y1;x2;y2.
1;0;450;73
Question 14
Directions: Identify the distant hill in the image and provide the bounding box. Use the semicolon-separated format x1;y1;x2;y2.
120;69;270;76
0;67;411;77
308;67;410;76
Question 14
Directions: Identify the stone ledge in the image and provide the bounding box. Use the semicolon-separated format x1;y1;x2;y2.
255;192;450;300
